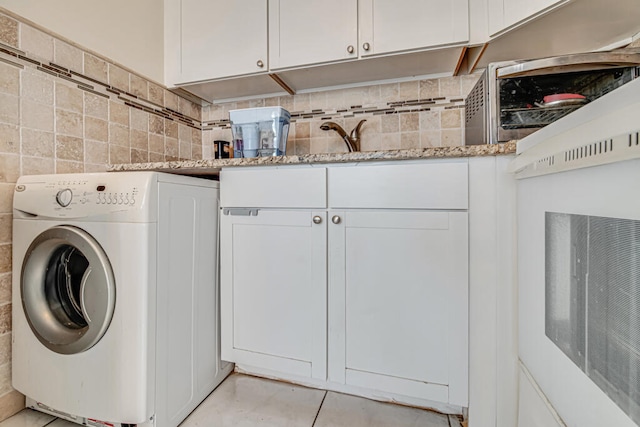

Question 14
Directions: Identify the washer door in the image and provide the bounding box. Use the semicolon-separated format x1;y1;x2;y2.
21;225;116;355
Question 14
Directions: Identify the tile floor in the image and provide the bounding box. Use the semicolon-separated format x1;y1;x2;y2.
0;374;464;427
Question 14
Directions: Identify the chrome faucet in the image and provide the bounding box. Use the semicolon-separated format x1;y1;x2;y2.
320;119;366;152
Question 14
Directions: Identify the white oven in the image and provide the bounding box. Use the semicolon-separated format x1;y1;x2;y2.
511;78;640;427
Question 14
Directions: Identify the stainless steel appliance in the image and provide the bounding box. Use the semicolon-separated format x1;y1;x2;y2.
511;77;640;427
465;50;640;145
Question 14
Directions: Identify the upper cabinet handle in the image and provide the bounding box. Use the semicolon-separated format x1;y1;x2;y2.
362;42;371;51
257;59;265;68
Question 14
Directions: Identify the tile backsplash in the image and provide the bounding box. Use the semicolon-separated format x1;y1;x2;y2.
202;74;480;158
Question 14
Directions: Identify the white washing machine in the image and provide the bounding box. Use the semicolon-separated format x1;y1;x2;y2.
12;172;233;427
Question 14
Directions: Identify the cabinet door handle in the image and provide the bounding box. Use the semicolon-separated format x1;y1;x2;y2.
332;215;341;224
362;42;370;51
313;215;322;224
257;59;264;68
347;45;355;54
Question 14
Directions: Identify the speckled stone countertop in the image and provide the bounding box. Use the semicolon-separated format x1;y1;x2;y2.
108;142;516;175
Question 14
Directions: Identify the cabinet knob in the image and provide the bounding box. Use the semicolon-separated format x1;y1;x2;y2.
332;215;341;225
347;45;355;54
313;215;322;224
362;42;370;51
257;59;264;68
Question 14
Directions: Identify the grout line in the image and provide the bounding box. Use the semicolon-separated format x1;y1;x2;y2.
311;390;328;427
43;418;58;427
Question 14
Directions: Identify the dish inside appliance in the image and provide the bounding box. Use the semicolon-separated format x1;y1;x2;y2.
499;69;632;130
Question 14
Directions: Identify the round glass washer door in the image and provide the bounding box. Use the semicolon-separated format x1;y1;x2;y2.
21;225;116;355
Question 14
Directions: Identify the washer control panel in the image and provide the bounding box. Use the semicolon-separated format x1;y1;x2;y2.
13;173;153;220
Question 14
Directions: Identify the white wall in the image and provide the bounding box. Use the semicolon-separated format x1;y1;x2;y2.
0;0;164;83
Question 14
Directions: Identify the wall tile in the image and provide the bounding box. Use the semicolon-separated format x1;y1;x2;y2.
178;124;192;142
0;246;9;274
165;137;178;158
109;123;129;147
399;81;419;101
109;101;129;126
108;64;129;92
0;94;18;126
0;124;19;154
54;40;83;72
421;130;442;147
83;53;108;84
0;184;12;214
149;115;164;135
0;304;9;335
56;109;83;137
0;390;25;422
130;74;148;99
0;274;9;305
380;114;399;133
420;111;440;131
192;128;202;145
84;93;108;120
439;77;462;97
131;148;148;163
400;113;419;132
21;69;54;104
21;99;54;132
149;152;164;162
55;82;83;113
0;334;10;366
149;134;164;154
0;155;18;183
21;156;54;176
441;109;462;129
130;108;148;132
0;215;10;245
148;83;164;106
84;117;108;142
442;129;462;146
401;132;420;149
20;25;53;62
420;79;439;99
179;141;191;159
85;140;108;164
21;129;54;158
165;120;178;139
165;91;179;112
84;163;107;173
56;135;84;161
109;144;130;164
130;130;148;151
56;160;83;174
0;63;19;97
0;15;18;48
294;139;310;155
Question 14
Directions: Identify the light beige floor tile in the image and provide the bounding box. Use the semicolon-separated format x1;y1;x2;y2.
314;392;450;427
0;409;55;427
46;420;79;427
180;374;325;427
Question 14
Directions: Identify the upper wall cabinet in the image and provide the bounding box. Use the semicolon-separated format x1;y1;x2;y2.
268;0;358;70
487;0;568;36
359;0;469;57
268;0;469;71
165;0;269;85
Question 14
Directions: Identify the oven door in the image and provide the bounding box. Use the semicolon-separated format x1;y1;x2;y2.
517;158;640;427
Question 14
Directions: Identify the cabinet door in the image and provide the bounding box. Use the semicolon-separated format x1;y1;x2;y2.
268;0;358;70
220;209;327;380
359;0;469;57
488;0;568;35
167;0;268;84
329;210;469;406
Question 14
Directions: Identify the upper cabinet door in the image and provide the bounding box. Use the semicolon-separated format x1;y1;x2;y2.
167;0;268;84
359;0;469;57
488;0;568;36
269;0;358;70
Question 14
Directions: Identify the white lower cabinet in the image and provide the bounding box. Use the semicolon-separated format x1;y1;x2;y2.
328;209;468;406
220;209;327;380
220;161;469;410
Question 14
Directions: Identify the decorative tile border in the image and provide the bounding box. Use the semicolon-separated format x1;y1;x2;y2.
0;39;202;130
202;97;466;131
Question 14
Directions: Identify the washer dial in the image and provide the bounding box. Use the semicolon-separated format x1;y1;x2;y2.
56;188;73;207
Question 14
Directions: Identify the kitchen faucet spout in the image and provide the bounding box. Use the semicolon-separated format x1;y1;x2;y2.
320;120;366;152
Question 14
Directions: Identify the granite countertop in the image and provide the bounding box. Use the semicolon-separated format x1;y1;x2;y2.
108;142;517;175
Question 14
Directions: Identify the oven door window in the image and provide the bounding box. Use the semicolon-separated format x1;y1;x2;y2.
546;212;640;423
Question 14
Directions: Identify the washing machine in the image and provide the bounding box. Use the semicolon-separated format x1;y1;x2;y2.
12;172;233;427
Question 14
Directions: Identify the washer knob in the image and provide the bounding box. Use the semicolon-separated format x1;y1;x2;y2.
56;188;73;207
